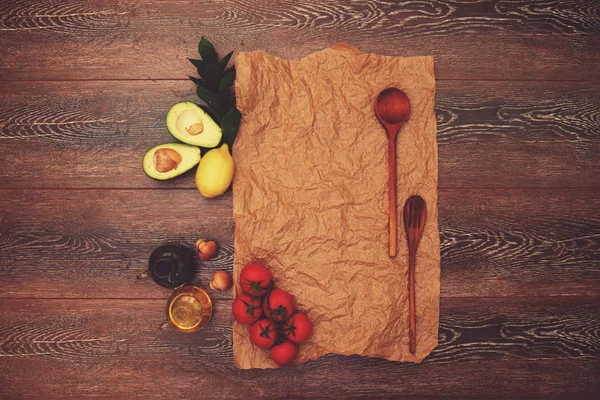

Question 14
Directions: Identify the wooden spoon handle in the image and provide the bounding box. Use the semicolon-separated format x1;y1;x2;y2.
388;138;397;257
408;248;416;354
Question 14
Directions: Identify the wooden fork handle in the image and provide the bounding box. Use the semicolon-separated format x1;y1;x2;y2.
408;248;416;354
388;138;397;257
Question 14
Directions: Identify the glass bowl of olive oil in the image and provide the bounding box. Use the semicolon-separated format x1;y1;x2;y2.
166;285;212;333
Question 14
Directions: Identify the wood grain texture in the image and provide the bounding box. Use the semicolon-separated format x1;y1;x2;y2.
1;188;598;299
1;80;598;189
0;189;234;299
0;297;598;398
0;0;598;81
1;0;599;397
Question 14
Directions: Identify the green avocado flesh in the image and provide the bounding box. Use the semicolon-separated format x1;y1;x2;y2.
166;102;222;148
143;143;201;180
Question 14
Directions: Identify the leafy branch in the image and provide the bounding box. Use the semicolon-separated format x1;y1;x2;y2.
188;37;241;152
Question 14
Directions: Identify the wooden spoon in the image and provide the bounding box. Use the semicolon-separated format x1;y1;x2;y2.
375;88;411;257
403;195;427;354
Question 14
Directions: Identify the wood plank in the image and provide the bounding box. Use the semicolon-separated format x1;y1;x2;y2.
1;188;598;298
0;189;234;299
0;0;598;81
1;80;598;189
438;189;600;297
0;297;597;398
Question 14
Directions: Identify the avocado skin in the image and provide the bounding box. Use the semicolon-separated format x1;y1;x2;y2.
143;143;201;181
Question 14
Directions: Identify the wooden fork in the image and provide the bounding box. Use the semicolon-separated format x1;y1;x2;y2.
403;195;427;354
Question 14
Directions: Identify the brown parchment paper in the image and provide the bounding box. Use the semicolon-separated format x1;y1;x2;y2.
232;43;439;369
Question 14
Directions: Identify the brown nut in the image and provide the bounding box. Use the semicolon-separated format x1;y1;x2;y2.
209;270;232;291
195;238;218;261
186;121;204;136
153;148;182;173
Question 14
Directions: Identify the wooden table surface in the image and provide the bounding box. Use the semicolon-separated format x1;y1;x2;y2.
1;0;599;398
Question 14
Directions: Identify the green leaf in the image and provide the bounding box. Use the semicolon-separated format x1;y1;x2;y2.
218;69;236;110
221;107;241;151
189;59;221;90
198;37;218;65
218;69;236;95
189;58;221;90
219;51;233;71
188;58;203;69
188;76;207;87
200;105;221;124
200;63;221;90
196;86;223;116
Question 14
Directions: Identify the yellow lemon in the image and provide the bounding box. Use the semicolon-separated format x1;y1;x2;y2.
195;144;234;198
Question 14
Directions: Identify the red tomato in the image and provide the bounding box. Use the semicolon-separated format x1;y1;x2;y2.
270;341;297;366
240;263;273;296
284;313;313;344
232;294;262;325
263;288;295;322
249;319;277;349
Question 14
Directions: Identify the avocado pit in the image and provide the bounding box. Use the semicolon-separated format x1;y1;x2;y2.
186;122;204;136
154;148;182;173
176;110;205;137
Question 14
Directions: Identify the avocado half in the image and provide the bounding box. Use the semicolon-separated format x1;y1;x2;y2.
166;102;222;148
143;143;201;180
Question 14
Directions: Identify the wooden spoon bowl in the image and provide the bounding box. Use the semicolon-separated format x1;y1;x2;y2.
375;88;411;257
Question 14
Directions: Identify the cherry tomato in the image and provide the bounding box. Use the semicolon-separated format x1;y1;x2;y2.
270;341;297;366
284;313;313;344
232;293;262;325
240;263;273;296
263;288;295;322
249;319;277;349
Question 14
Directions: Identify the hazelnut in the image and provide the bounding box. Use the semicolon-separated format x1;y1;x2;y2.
210;270;232;291
195;238;218;261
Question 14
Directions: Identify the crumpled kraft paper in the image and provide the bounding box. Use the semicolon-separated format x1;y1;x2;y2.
232;43;439;369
